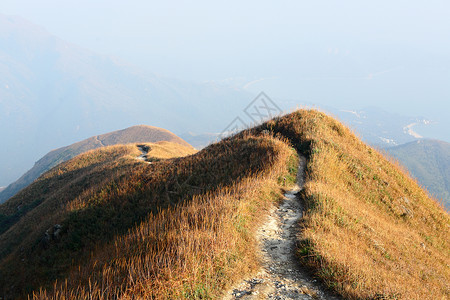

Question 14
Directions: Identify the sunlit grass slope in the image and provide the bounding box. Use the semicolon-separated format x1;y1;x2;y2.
247;110;449;299
0;134;297;299
0;142;197;297
1;110;448;300
0;125;192;204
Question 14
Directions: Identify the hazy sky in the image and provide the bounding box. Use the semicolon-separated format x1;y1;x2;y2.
1;0;450;128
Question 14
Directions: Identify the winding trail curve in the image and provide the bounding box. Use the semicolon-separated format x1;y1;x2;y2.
224;156;340;300
137;145;152;163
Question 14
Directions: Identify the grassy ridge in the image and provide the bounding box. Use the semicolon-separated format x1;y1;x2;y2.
0;125;193;204
0;134;297;298
0;142;197;297
1;109;448;299
38;137;297;299
248;110;449;299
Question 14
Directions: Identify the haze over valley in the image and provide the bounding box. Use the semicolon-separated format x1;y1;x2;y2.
1;11;448;190
0;2;449;299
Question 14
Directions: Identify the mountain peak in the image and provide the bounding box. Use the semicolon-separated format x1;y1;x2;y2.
0;125;193;204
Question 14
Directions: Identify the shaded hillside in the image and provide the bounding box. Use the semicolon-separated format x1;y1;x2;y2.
0;13;252;187
0;125;193;204
0;134;296;298
386;140;450;209
0;142;196;236
0;110;448;300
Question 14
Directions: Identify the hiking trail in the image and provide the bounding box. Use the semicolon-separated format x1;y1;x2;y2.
224;156;340;300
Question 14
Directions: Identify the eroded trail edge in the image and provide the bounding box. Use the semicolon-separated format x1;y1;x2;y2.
224;156;339;300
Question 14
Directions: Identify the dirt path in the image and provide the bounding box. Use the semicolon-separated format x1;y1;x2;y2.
94;135;106;147
224;156;340;300
137;145;151;162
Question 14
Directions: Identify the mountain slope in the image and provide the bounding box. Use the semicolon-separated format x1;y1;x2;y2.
0;133;296;298
246;111;448;299
0;110;448;300
0;125;193;204
0;13;252;187
386;139;450;209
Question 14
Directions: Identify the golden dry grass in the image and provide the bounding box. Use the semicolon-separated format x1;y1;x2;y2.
141;141;198;159
1;109;448;300
31;135;297;299
0;134;297;299
0;125;193;204
0;142;198;298
247;110;449;300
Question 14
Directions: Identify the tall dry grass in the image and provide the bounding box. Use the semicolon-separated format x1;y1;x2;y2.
3;109;448;299
0;133;297;298
32;135;297;299
35;171;292;299
0;143;196;297
246;110;449;299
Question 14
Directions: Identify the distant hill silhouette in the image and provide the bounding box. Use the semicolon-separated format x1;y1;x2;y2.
386;139;450;209
0;13;252;187
0;125;193;203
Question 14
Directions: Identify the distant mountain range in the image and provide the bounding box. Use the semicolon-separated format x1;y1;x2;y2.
181;106;435;149
0;14;252;187
333;107;432;147
0;125;193;204
386;139;450;209
1;13;447;191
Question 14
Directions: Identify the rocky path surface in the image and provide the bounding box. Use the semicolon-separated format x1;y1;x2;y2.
137;145;151;163
224;156;340;300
